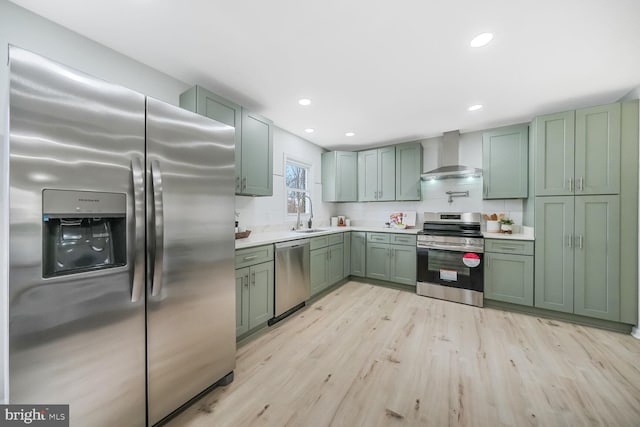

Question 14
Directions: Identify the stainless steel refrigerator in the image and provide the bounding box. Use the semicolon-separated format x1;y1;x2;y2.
3;46;236;426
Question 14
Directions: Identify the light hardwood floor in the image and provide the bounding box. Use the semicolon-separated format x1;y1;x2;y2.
167;281;640;426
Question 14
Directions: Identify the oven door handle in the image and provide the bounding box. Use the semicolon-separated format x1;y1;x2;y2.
418;243;484;253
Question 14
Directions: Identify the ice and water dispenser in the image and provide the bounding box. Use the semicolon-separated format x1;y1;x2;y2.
42;190;127;277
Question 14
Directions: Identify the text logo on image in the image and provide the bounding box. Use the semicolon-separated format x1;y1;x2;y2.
1;405;68;427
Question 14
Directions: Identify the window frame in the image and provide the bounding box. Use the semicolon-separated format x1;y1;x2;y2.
284;156;312;218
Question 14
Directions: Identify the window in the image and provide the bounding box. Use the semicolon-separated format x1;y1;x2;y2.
285;159;310;215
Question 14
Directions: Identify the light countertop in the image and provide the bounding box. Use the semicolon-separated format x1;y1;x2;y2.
235;226;420;249
483;226;534;241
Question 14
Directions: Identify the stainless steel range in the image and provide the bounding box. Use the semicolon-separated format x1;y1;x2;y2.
416;212;484;307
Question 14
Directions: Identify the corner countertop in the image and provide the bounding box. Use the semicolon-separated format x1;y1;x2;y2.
235;226;420;250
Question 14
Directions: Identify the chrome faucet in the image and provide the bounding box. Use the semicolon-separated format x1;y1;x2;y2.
296;194;314;229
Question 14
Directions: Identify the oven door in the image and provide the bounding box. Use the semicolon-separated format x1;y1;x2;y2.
417;247;483;292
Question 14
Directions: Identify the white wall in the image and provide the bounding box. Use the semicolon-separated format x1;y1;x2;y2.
336;131;524;227
0;0;192;403
235;127;333;231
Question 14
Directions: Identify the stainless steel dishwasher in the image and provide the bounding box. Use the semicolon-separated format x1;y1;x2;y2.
271;239;310;324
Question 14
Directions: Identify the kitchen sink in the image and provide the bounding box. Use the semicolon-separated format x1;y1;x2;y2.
293;228;327;233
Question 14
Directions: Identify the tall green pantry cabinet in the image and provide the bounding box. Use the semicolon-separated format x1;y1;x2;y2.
531;101;637;324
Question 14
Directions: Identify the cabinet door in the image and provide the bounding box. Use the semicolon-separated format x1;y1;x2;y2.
395;143;422;201
351;232;366;277
336;152;358;201
535;111;575;196
358;149;378;201
328;244;345;286
389;244;416;286
575;103;621;195
483;124;528;199
240;109;273;196
235;268;250;336
366;243;390;281
248;262;274;329
343;232;351;278
377;146;396;201
321;152;337;202
484;253;533;306
534;197;574;313
310;248;329;296
573;195;620;321
180;86;242;191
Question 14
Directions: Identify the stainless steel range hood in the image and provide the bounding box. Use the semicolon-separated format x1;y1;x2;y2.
421;130;483;180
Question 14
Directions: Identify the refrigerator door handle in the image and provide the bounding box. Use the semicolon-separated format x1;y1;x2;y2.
151;160;165;297
131;158;145;302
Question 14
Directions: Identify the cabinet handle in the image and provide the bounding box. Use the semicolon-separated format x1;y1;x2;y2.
243;255;257;261
236;176;240;191
578;235;583;249
379;190;382;199
486;256;489;269
578;177;584;191
484;184;488;197
567;234;573;248
244;275;249;288
242;177;247;191
568;178;574;192
251;272;255;285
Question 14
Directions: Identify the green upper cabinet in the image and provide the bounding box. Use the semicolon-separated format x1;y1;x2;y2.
180;85;273;196
240;109;273;196
395;143;423;201
534;111;575;196
534;103;620;197
322;151;357;202
574;103;621;195
482;124;528;199
358;147;395;201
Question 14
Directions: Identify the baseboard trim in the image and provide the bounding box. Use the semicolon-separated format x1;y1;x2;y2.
485;299;634;334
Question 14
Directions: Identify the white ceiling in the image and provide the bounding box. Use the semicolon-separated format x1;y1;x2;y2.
9;0;640;150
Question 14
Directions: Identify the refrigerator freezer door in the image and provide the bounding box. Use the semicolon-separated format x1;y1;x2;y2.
146;97;236;425
7;47;146;426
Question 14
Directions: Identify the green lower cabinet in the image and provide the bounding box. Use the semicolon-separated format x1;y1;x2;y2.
343;232;351;278
535;196;575;313
310;243;345;297
484;253;534;306
235;268;250;336
310;247;329;296
235;261;274;337
535;195;621;321
329;244;344;284
366;241;416;285
366;242;391;280
351;232;366;277
573;195;620;321
389;244;416;286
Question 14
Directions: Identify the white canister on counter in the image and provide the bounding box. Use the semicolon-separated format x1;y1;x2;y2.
331;217;338;227
345;219;351;227
486;220;500;233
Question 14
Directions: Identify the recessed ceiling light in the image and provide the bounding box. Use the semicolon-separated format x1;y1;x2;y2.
468;104;483;111
345;132;355;137
470;33;493;47
298;98;311;106
304;128;315;133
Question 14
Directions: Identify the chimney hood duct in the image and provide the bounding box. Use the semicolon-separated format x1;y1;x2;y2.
421;130;483;180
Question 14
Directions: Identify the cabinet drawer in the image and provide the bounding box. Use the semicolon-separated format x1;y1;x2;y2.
235;244;274;268
328;233;344;246
368;233;390;243
310;236;330;250
390;234;416;246
485;239;534;256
